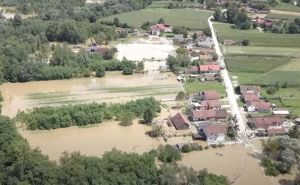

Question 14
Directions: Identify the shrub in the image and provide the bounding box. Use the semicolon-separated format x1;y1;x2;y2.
211;144;218;148
123;67;133;75
204;146;209;150
261;158;279;176
157;145;182;163
181;144;192;153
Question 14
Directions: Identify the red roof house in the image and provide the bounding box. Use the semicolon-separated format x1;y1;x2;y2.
240;85;261;95
171;112;190;130
191;109;227;121
199;64;220;73
267;127;287;135
201;100;221;110
243;93;260;103
201;91;220;100
251;116;283;130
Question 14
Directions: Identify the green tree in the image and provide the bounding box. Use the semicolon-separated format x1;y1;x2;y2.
213;8;222;21
158;17;165;24
143;108;155;124
136;61;144;73
123;67;134;75
95;65;105;77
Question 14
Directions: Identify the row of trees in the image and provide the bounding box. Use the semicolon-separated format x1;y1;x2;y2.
266;18;300;34
18;97;161;130
214;5;252;30
0;115;230;185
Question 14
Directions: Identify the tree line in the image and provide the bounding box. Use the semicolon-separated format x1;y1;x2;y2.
0;115;230;185
17;97;161;130
265;18;300;34
0;0;152;83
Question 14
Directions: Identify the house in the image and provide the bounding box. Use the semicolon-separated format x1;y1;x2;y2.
197;37;213;48
223;39;237;46
267;127;287;136
185;66;199;74
250;116;284;129
201;100;221;110
199;55;213;61
202;123;228;144
240;85;261;95
195;31;206;41
150;24;172;35
191;109;227;121
203;73;215;81
174;34;184;43
171;112;190;130
246;101;271;112
192;102;202;111
199;64;220;74
201;90;220;100
243;93;260;103
199;48;214;55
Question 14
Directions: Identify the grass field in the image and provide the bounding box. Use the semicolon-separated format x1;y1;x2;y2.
223;46;300;58
147;1;203;8
101;8;212;30
214;23;300;47
261;88;300;116
225;55;290;73
183;80;226;96
272;2;300;13
267;13;299;21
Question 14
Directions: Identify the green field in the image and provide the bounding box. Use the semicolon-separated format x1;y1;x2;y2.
101;8;212;30
261;88;300;116
214;23;300;47
267;13;299;21
223;46;300;58
148;1;203;8
225;55;290;73
272;2;300;13
183;80;226;96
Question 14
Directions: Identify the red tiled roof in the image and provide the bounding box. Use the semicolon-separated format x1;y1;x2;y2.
186;66;199;73
252;116;283;129
240;85;261;95
252;101;271;111
171;112;189;130
192;109;227;120
243;93;260;102
201;100;221;110
199;64;220;72
202;91;220;100
206;124;228;134
267;127;286;135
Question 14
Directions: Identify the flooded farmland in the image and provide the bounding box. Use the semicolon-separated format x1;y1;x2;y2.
18;121;164;161
0;72;181;118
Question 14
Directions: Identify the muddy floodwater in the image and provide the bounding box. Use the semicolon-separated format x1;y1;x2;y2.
19;121;163;161
180;145;271;185
0;72;181;118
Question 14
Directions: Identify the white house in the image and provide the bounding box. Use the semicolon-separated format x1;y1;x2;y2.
200;123;228;144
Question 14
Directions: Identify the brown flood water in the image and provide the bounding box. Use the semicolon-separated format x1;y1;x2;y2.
180;145;271;185
19;121;164;161
0;72;181;118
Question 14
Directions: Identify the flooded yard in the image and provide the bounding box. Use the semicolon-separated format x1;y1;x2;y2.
19;121;164;161
0;72;181;117
180;145;271;185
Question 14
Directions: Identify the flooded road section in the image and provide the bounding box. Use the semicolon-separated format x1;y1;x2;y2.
0;72;181;118
19;121;163;161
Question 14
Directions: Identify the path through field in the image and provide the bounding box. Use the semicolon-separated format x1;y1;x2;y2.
270;9;300;16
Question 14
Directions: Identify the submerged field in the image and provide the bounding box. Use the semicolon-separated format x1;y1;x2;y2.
0;72;181;117
101;8;212;30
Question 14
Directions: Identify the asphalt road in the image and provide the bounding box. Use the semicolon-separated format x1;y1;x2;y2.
208;16;248;134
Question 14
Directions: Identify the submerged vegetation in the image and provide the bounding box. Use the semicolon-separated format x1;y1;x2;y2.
18;97;161;130
0;116;230;185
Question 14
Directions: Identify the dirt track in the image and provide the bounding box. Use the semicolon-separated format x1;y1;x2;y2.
270;9;300;16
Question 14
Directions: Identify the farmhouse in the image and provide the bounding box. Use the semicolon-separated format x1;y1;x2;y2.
250;116;284;130
240;85;261;95
203;73;215;81
197;37;213;48
201;100;221;110
246;101;271;112
185;66;199;74
171;112;190;130
243;93;260;103
201;90;220;100
202;123;228;144
267;127;287;136
199;64;220;74
150;24;172;35
191;109;227;121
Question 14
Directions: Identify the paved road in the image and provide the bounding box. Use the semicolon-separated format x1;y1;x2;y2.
208;16;248;134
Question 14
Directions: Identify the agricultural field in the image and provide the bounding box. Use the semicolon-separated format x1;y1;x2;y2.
223;46;300;58
147;1;203;8
101;8;212;30
183;80;226;96
225;55;290;73
214;23;300;47
272;2;300;13
267;12;300;21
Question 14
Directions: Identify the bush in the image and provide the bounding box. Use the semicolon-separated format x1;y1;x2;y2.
204;146;209;150
175;91;186;101
211;144;218;148
241;39;250;46
181;144;192;153
261;158;279;176
119;112;134;126
218;143;225;148
158;145;182;163
123;67;133;75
